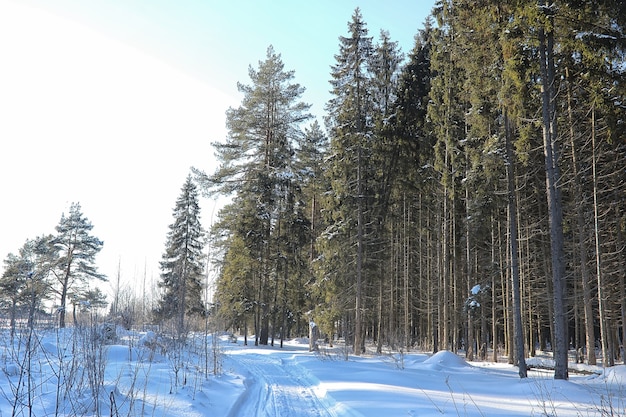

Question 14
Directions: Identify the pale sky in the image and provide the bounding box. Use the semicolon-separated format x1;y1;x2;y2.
0;0;434;299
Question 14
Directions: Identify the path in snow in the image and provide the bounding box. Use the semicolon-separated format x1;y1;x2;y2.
226;351;342;417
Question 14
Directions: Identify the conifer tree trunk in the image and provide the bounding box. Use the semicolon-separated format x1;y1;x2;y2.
442;182;450;352
403;194;410;350
491;217;499;363
451;197;459;354
566;68;596;365
430;208;439;354
505;112;527;378
591;106;611;367
354;145;364;355
465;165;474;361
376;273;384;354
538;5;568;378
500;218;513;365
178;260;187;332
618;209;626;359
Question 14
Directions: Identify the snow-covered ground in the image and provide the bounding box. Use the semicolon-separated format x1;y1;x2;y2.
1;327;624;416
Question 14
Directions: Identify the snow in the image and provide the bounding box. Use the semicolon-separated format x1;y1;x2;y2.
576;31;619;41
470;284;481;295
1;328;624;416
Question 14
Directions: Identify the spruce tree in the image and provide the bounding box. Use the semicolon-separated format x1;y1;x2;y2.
393;25;433;172
323;7;375;355
155;176;207;332
392;27;434;351
297;121;329;265
428;1;468;353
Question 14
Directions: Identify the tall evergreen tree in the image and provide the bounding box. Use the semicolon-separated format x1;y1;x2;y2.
428;0;468;353
214;234;256;345
1;253;27;334
368;29;405;353
322;8;375;355
368;28;404;225
195;45;312;345
297;121;329;264
533;0;569;381
393;25;433;173
50;203;105;328
155;176;207;332
0;236;53;335
558;0;626;368
390;26;435;351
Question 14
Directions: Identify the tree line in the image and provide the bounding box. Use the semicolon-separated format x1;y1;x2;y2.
0;203;108;331
196;1;625;380
1;177;209;337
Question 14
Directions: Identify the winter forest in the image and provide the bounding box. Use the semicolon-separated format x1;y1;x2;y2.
2;1;625;402
194;0;626;381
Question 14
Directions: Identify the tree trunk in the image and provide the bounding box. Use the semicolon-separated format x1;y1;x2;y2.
465;169;474;361
280;253;288;349
617;205;626;362
59;249;74;328
442;188;450;351
377;275;384;354
179;257;188;334
255;271;261;346
538;4;568;379
503;219;513;365
434;206;442;354
430;208;439;354
566;68;596;365
354;144;364;355
505;111;527;378
403;194;410;350
491;216;499;363
591;106;611;367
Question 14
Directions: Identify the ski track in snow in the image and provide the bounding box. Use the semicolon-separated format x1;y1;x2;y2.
227;352;340;417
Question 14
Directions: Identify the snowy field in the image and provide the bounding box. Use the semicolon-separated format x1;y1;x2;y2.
1;327;625;416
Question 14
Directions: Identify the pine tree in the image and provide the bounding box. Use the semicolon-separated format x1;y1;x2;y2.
1;236;53;335
195;46;312;345
155;176;207;332
1;253;26;335
50;203;105;328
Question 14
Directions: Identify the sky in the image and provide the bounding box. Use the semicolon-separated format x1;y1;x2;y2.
0;0;435;301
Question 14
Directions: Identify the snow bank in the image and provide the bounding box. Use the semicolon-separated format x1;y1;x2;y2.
601;365;626;384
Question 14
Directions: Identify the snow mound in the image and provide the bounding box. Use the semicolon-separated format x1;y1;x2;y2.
42;341;58;355
423;351;470;369
602;365;626;383
291;337;310;345
526;356;555;369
